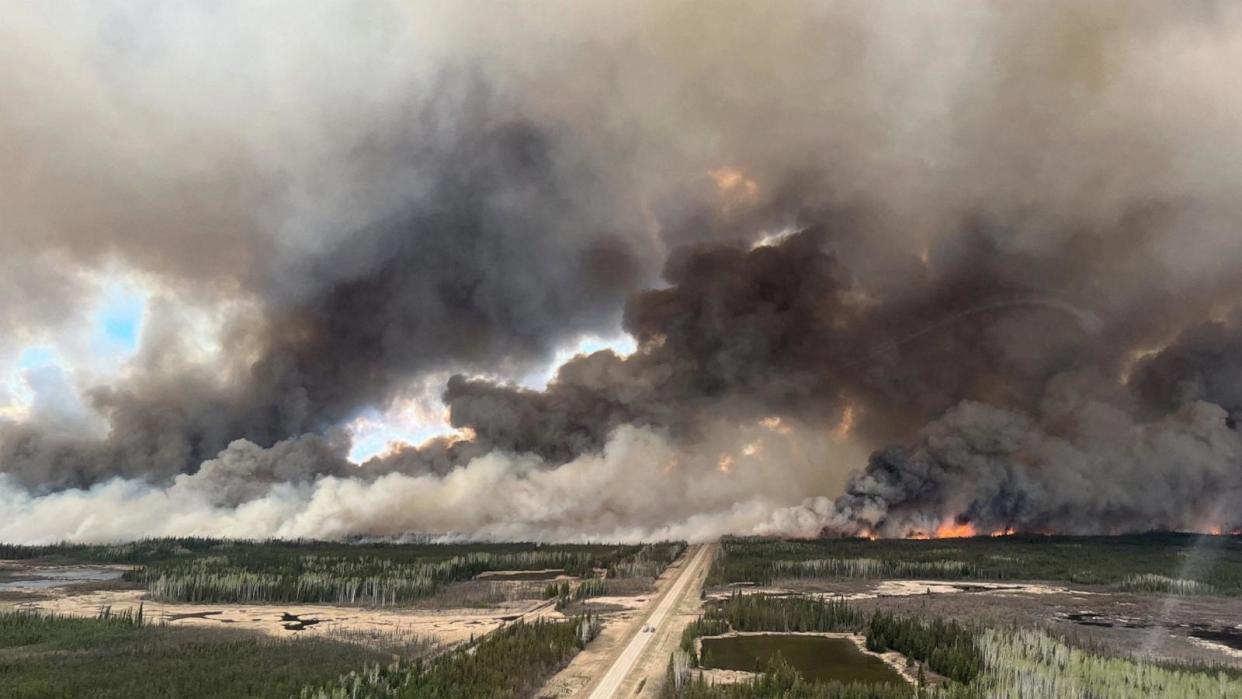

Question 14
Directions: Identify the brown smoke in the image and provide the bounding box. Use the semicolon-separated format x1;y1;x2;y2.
3;2;1242;540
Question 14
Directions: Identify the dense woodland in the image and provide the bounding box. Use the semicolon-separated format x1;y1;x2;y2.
1;607;603;699
299;614;601;699
0;609;388;699
865;613;981;684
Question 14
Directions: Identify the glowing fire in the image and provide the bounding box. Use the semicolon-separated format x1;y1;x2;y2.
937;521;977;538
759;416;793;435
717;454;735;473
905;520;978;539
709;167;758;198
742;441;760;456
833;403;856;439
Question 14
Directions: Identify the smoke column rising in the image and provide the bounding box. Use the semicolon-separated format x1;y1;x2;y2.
3;1;1242;542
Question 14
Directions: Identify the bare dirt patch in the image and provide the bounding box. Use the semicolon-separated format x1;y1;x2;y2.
2;587;565;649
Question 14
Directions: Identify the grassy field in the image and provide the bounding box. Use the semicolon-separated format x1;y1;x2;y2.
708;533;1242;594
1;538;684;606
0;609;392;699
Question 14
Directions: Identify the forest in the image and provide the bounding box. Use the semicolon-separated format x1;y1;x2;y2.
0;608;391;699
1;537;684;606
708;534;1242;593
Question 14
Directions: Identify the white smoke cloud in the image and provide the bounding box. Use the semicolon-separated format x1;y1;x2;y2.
0;423;865;544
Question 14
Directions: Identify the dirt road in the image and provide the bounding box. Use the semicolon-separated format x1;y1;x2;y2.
582;543;715;699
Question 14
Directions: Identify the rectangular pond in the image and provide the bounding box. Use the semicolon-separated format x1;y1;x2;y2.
700;634;907;685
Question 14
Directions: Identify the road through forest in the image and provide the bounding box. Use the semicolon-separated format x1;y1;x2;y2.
583;543;715;699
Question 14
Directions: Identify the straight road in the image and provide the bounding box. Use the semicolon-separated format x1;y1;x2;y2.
584;543;715;699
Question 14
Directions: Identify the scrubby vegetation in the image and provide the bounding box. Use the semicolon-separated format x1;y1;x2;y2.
0;537;684;606
1117;573;1217;596
710;533;1242;594
299;614;602;699
975;627;1242;698
0;609;388;699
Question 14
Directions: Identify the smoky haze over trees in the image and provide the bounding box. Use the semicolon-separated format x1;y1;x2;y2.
2;1;1242;542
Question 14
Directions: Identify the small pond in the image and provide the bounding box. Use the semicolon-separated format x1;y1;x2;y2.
0;566;123;591
700;634;906;685
473;569;566;581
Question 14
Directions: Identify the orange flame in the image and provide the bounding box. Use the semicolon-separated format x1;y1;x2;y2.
904;519;978;539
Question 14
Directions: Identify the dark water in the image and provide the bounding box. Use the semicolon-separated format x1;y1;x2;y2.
474;569;566;581
0;566;123;591
700;634;906;685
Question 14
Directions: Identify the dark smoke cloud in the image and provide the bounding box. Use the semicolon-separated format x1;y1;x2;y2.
1132;314;1242;426
430;229;852;468
4;1;1242;540
823;400;1242;537
0;76;647;490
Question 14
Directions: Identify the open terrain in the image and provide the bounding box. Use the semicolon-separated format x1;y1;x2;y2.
0;538;685;698
665;534;1242;699
5;534;1242;698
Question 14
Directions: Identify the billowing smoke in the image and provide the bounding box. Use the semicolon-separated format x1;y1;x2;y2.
4;1;1242;541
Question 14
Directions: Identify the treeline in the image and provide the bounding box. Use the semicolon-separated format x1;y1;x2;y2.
866;613;982;684
664;654;975;699
607;542;687;578
712;592;862;633
105;539;685;606
547;577;610;609
707;535;1242;594
299;614;601;699
1;537;677;573
679;593;863;664
774;558;974;580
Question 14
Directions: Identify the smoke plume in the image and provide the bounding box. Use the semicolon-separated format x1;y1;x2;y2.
3;1;1242;541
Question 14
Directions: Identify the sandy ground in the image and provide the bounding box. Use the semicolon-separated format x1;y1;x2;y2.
0;560;571;649
5;586;564;646
537;544;715;699
708;579;1077;602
